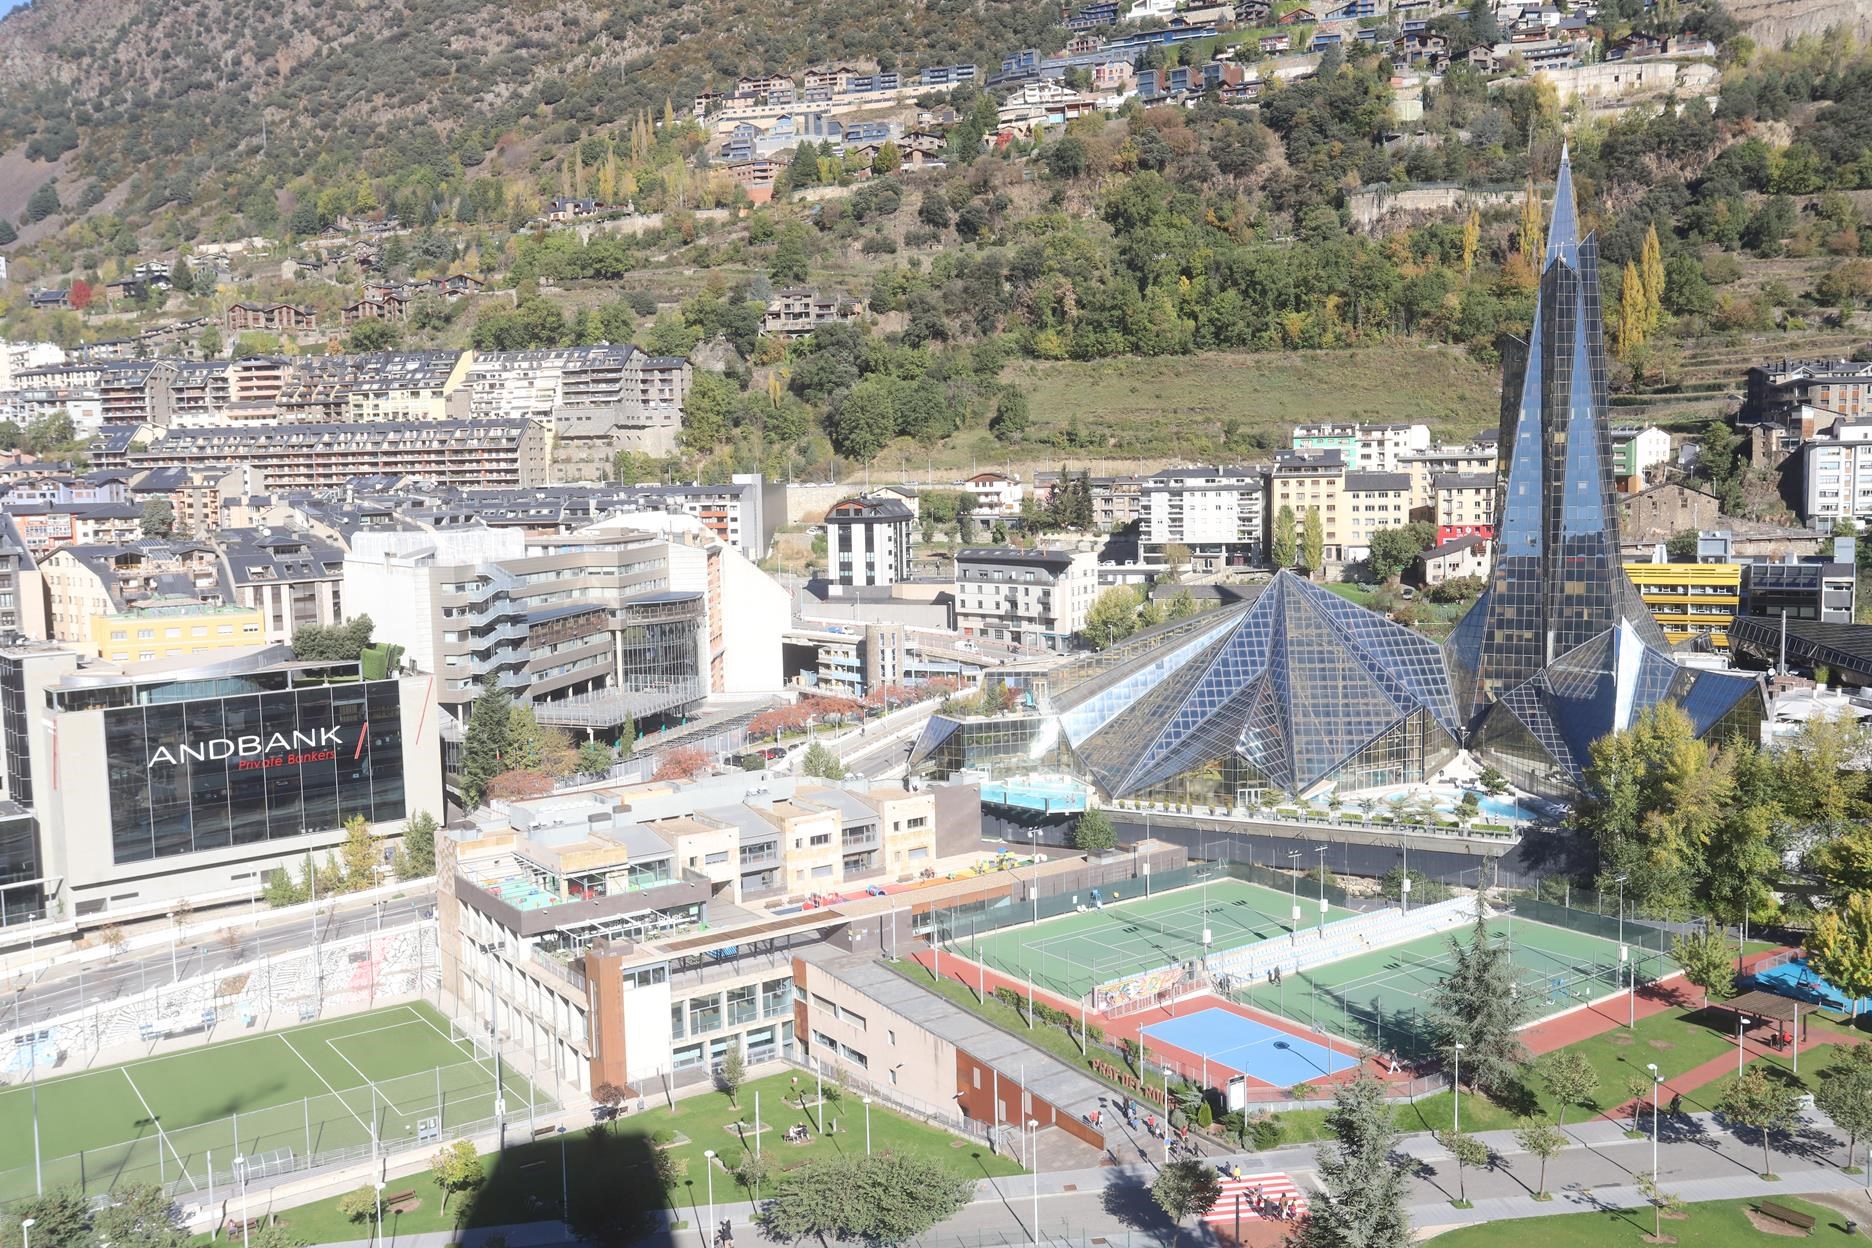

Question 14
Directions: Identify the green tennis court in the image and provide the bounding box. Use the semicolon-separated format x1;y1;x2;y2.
1227;914;1674;1061
948;877;1310;1000
0;1002;540;1202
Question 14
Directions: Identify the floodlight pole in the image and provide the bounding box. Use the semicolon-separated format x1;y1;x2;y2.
1647;1062;1660;1236
1315;846;1327;933
1615;875;1630;1029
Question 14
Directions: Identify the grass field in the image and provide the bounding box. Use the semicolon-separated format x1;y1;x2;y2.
1228;915;1671;1061
0;1002;535;1202
205;1071;1023;1243
1427;1195;1853;1246
951;878;1309;1000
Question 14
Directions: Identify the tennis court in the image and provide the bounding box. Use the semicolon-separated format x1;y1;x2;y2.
1226;914;1669;1060
948;877;1311;1000
1142;1007;1360;1087
0;1002;539;1201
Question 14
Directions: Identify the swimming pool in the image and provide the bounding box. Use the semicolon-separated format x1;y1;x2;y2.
979;775;1090;813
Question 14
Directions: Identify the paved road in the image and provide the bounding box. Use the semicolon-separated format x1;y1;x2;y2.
838;704;936;779
0;888;434;1033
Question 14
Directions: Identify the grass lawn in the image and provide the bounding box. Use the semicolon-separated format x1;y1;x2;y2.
216;1072;1021;1244
890;959;1122;1083
1427;1195;1854;1245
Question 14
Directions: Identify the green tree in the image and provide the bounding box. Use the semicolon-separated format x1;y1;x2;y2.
1666;530;1700;561
1440;1129;1488;1205
337;814;379;890
0;219;15;246
459;681;514;808
828;378;897;463
718;1039;746;1108
345;318;400;352
1639;224;1665;334
1366;522;1436;582
1295;1073;1410;1248
92;1182;190;1248
429;1139;484;1211
1084;585;1144;649
1716;1065;1801;1178
1814;1043;1872;1170
681;371;738;454
1513;1119;1566;1199
26;182;60;223
1;1189;90;1248
1427;909;1531;1098
1670;927;1736;1007
336;1186;377;1225
991;388;1030;440
1301;507;1325;575
1809;892;1872;1021
800;741;845;779
1150;1157;1222;1246
396;810;437;879
1073;808;1117;852
1272;504;1297;569
1539;1049;1595;1127
760;1154;972;1243
1575;704;1732;918
291;616;375;661
138;497;175;537
575;740;615;779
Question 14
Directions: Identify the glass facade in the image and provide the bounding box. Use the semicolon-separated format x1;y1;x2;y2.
103;679;406;864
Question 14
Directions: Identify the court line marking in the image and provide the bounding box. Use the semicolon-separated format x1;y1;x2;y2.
405;1000;501;1082
120;1066;196;1185
278;1031;375;1139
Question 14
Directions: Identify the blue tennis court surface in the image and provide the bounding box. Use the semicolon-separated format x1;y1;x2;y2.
1142;1007;1360;1086
1753;957;1872;1014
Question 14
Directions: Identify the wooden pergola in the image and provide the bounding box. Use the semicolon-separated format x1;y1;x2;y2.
1715;989;1817;1073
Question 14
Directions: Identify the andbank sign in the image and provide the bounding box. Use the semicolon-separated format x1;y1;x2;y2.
147;725;362;770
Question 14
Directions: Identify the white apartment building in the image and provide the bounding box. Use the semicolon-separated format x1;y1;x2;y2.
1802;422;1872;526
1141;465;1266;569
954;547;1098;652
0;341;65;392
824;495;914;587
1292;421;1432;472
1340;471;1413;561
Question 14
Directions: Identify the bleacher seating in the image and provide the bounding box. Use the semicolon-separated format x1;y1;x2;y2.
1204;896;1478;987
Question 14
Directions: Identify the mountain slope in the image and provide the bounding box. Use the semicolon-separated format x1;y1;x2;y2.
0;0;1058;240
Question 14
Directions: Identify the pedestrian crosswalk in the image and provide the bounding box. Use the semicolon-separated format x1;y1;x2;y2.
1202;1171;1310;1225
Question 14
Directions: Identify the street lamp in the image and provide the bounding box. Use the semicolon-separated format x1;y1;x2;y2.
862;1096;872;1156
1452;1043;1464;1133
1614;874;1630;1028
1647;1062;1661;1234
702;1149;716;1248
1314;845;1328;933
1287;849;1301;925
1738;1015;1753;1076
1028;1119;1041;1247
374;1181;384;1246
22;1215;35;1248
234;1155;250;1248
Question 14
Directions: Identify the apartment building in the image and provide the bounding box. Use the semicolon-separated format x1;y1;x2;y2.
1267;449;1345;562
126;420;551;491
343;526;706;727
217;526;346;645
1622;560;1742;650
1399;442;1498;508
1747;357;1872;422
0;341;64;392
762;289;856;338
464;346;691;433
277;351;473;423
1740;557;1858;626
38;539;233;648
437;772;969;1094
1340;471;1413;560
3;503;142;555
1291;421;1430;471
1140;465;1266;568
954;547;1098;652
824;495;913;587
90;600;267;663
1800;422;1872;526
0;516;44;638
1432;473;1499;542
1034;472;1144;532
97;361;179;429
961;472;1023;519
1611;425;1672;485
224;302;317;335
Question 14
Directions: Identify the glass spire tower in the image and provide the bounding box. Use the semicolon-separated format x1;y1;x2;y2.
1447;148;1765;795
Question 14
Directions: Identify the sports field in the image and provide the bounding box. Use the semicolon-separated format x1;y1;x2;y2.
1228;915;1672;1060
0;1002;536;1201
949;878;1311;999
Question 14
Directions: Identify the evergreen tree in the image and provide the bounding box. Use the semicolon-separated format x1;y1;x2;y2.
1301;507;1325;575
1072;808;1116;852
1427;909;1532;1098
1272;504;1297;569
396;811;438;879
459;681;514;807
1296;1073;1411;1248
0;218;16;246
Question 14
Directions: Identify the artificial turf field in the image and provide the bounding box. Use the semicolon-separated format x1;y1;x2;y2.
951;878;1308;999
0;1002;536;1202
1227;913;1673;1060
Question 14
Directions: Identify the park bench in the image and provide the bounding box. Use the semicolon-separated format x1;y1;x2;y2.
225;1217;263;1237
1759;1201;1816;1233
533;1124;558;1139
384;1190;419;1215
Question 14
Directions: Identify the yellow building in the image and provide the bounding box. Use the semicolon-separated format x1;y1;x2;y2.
92;599;267;663
1622;562;1741;650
